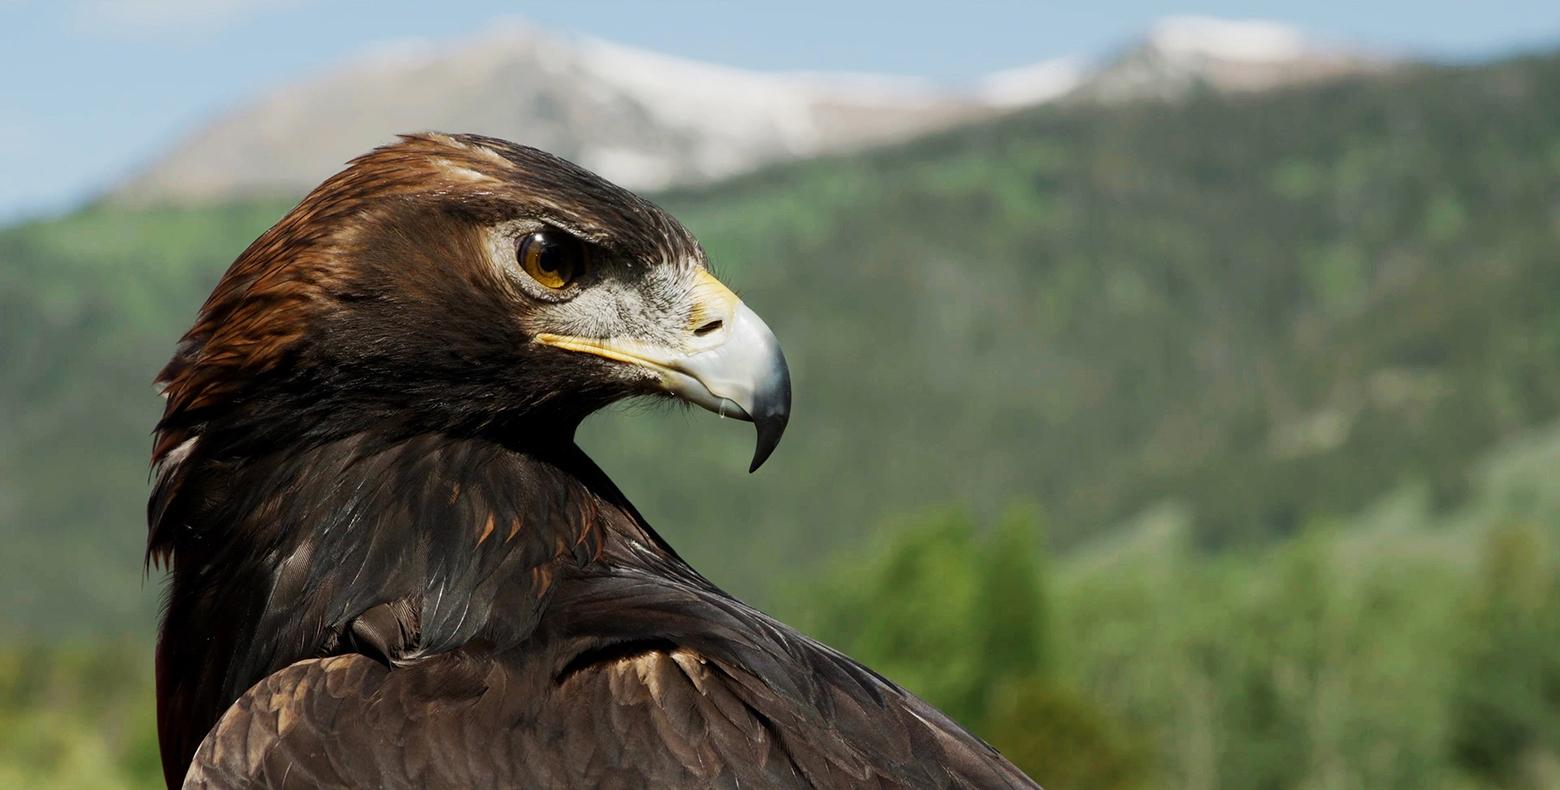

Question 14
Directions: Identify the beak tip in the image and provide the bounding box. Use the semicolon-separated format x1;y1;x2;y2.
748;416;786;473
747;394;789;473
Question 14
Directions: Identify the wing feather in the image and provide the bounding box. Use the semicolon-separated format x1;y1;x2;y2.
185;572;1038;789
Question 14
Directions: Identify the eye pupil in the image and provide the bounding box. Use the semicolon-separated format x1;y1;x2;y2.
517;229;586;289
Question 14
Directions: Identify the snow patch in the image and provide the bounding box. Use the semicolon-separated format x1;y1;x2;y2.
977;58;1086;107
578;147;680;191
572;35;822;148
783;72;949;104
1148;16;1312;62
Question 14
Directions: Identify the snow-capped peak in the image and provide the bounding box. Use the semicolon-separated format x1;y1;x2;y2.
1146;16;1314;63
110;15;1385;205
977;58;1087;108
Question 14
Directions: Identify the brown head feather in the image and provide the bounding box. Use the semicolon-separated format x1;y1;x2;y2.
155;134;508;460
152;132;698;464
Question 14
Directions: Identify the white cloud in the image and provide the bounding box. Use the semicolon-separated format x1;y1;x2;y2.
71;0;309;37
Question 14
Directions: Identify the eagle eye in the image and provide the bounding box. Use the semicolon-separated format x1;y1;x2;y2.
517;230;588;290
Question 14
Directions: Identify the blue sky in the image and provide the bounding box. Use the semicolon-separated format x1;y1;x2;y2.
1;1;1557;222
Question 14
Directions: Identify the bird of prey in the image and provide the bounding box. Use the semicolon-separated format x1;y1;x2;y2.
149;133;1038;789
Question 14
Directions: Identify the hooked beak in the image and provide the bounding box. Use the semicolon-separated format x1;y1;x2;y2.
535;271;791;472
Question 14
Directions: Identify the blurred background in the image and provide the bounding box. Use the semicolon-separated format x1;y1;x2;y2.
4;1;1560;787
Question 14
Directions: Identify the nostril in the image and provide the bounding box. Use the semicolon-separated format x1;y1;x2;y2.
693;319;724;337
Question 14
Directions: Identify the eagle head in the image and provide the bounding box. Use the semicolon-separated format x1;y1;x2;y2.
153;133;790;475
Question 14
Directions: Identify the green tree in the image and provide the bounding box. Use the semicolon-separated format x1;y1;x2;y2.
1450;523;1560;789
784;506;1149;789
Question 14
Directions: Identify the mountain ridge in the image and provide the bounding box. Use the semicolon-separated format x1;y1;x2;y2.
111;15;1384;206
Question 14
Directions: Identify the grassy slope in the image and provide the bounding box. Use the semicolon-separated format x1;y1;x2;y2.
3;52;1559;636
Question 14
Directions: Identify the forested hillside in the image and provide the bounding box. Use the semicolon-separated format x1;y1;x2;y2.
11;427;1560;788
4;52;1560;639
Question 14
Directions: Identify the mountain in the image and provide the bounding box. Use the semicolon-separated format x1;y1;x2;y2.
111;20;988;204
1075;16;1383;101
976;58;1089;108
977;17;1380;107
111;17;1384;206
7;47;1557;639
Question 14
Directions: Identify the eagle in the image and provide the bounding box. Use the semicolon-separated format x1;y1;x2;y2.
148;133;1038;789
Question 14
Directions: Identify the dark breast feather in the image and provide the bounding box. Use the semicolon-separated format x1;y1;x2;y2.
184;559;1037;789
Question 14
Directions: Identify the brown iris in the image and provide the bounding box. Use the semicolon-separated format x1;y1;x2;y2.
517;230;588;289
